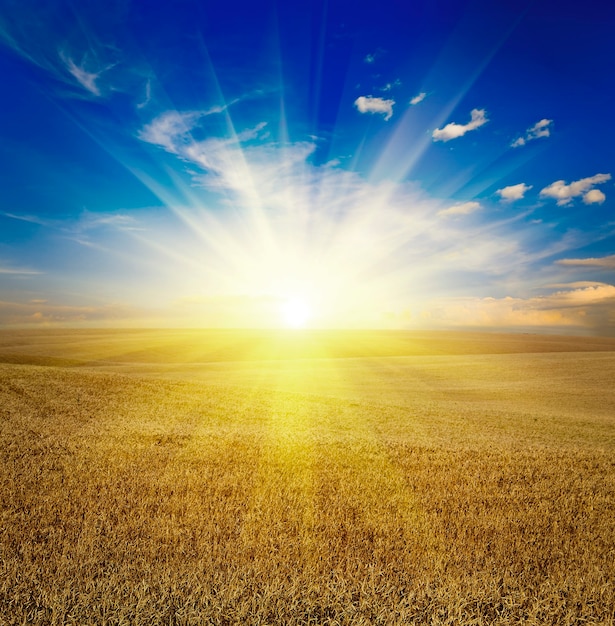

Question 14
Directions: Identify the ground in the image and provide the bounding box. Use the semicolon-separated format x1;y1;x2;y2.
1;329;614;624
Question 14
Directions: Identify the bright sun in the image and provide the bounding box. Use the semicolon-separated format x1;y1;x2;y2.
280;296;312;328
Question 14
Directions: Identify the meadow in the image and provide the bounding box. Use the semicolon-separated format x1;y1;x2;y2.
1;329;614;624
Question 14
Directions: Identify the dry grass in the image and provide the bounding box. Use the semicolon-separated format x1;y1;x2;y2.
0;330;614;624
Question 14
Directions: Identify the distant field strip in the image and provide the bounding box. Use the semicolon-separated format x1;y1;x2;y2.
0;330;614;624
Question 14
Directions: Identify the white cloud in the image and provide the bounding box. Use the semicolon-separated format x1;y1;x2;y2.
511;119;553;148
354;96;395;121
583;189;606;205
421;282;615;332
540;173;611;206
134;110;615;331
437;201;481;217
139;111;204;153
364;53;376;64
497;183;532;202
432;108;488;142
235;121;268;142
139;104;246;154
135;114;524;317
409;92;426;106
556;254;615;269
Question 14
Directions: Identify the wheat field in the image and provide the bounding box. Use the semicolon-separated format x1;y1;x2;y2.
1;329;614;624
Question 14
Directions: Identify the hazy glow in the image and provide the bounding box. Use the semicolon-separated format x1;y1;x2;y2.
281;297;312;329
0;2;613;334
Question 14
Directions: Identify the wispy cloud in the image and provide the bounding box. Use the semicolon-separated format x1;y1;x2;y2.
140;113;271;200
0;266;42;276
540;173;611;206
556;254;615;269
61;212;145;251
75;212;143;233
409;92;427;106
354;96;395;121
2;212;53;226
3;209;140;236
432;108;488;142
133;110;615;330
139;111;202;153
0;0;130;99
497;183;532;202
511;119;553;148
437;201;481;217
139;105;239;153
137;78;152;109
60;52;104;96
136;113;536;319
379;79;401;92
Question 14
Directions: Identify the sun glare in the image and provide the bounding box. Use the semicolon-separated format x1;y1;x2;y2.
280;297;311;328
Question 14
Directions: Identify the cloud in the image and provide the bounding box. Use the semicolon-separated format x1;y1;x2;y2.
556;254;615;269
58;48;118;97
409;92;427;106
139;105;241;154
432;108;488;142
354;96;395;121
537;281;615;306
139;111;203;153
2;210;141;251
421;282;615;334
438;201;481;217
540;173;611;206
2;212;52;226
62;55;101;95
497;183;532;202
363;48;385;65
380;79;401;92
583;189;606;205
137;78;152;109
511;119;553;148
0;300;145;327
136;114;516;320
0;266;42;276
135;110;615;331
75;212;143;233
0;6;132;100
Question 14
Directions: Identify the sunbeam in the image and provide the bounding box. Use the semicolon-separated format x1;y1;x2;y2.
0;0;613;334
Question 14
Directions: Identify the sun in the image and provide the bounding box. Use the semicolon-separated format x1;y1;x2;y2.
280;296;312;328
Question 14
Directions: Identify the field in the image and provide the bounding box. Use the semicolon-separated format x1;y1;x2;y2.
1;329;614;624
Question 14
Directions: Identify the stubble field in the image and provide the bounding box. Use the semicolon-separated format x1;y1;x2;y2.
1;329;614;624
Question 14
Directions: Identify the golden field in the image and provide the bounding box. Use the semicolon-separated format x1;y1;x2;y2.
1;329;614;624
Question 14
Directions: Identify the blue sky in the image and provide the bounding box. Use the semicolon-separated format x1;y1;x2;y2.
1;0;614;332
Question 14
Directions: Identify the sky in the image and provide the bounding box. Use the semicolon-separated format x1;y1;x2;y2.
0;0;614;333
